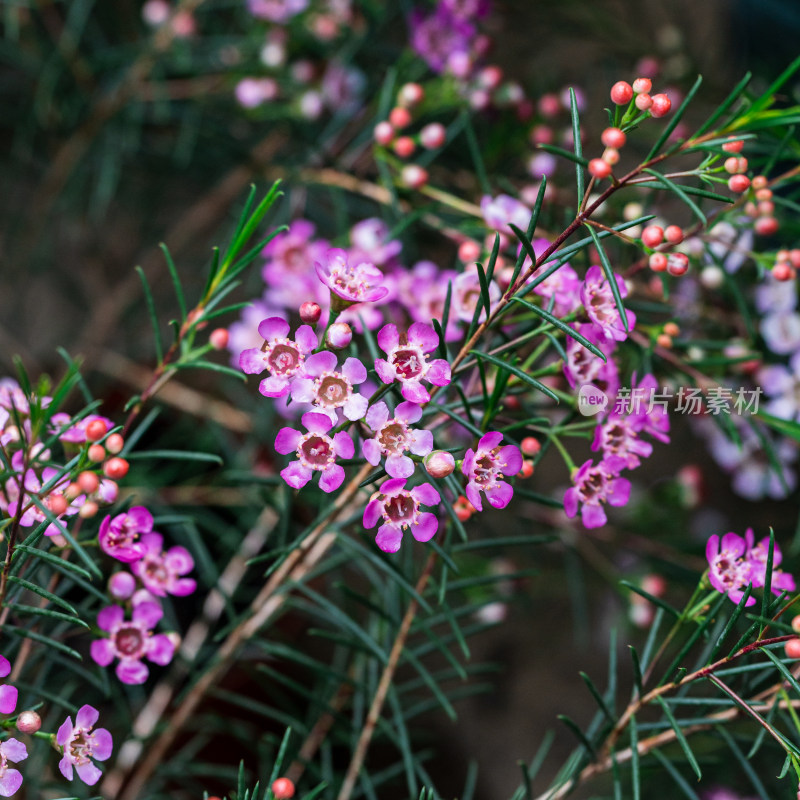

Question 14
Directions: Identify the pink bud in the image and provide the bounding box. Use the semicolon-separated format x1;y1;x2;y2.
109;571;137;601
48;494;68;516
602;147;620;165
424;451;455;478
79;500;99;519
393;136;416;158
373;121;394;146
106;433;125;454
751;175;768;190
521;437;541;456
209;328;229;350
458;240;481;263
299;302;321;325
666;253;689;277
728;174;751;193
722;139;744;153
610;81;633;105
641;225;664;248
15;711;41;734
772;262;794;281
632;77;652;94
664;225;684;245
478;65;503;90
88;444;106;463
600;127;626;149
326;322;352;349
588;158;612;179
398;82;424;108
530;124;553;145
650;93;672;118
785;639;800;659
649;253;668;272
755;216;779;236
401;164;428;189
538;93;561;118
420;122;446;150
634;93;653;111
389;106;411;129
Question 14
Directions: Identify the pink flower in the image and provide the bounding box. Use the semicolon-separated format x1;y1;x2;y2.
349;218;402;267
462;432;522;512
591;415;653;473
706;532;756;606
375;323;451;403
131;533;196;597
451;270;500;323
528;253;582;317
49;413;115;444
239;317;317;399
0;739;26;797
98;506;153;562
275;412;354;492
315;248;388;309
563;323;619;399
56;705;112;786
91;603;175;684
290;353;369;422
480;193;531;234
0;655;17;716
362;401;434;478
581;266;636;342
363;478;441;552
745;529;796;595
563;459;631;529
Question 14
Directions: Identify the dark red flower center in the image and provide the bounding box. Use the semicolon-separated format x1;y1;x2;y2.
114;625;144;658
392;349;424;379
300;434;334;469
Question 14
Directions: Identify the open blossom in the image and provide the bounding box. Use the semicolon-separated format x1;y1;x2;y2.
239;318;317;399
581;265;636;341
480;193;531;234
591;414;653;473
363;478;441;553
362;401;433;478
290;353;369;422
0;739;26;797
275;412;354;492
314;248;388;309
247;0;308;22
563;323;619;399
98;506;152;562
745;529;796;594
91;602;175;684
451;270;501;323
462;432;522;512
131;533;196;598
564;458;631;529
0;655;17;716
56;705;112;786
409;6;476;74
349;218;402;267
706;532;756;606
375;323;451;403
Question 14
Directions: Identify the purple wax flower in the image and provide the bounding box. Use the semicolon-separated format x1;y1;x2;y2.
591;415;653;474
396;261;461;341
563;323;619;400
131;533;196;598
315;248;388;309
758;350;800;422
581;265;636;342
275;412;354;492
56;705;112;786
480;193;531;234
409;6;476;74
362;401;434;479
363;478;441;552
462;431;522;512
563;459;631;529
706;532;755;606
375;323;451;403
451;270;500;323
349;218;402;267
98;506;153;562
49;413;115;444
0;739;26;797
239;317;317;399
290;353;369;422
247;0;308;23
745;529;796;595
0;655;17;716
91;603;175;685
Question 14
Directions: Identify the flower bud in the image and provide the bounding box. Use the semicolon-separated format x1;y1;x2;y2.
389;106;411;129
48;494;68;516
16;711;41;734
420;122;446;150
77;471;99;494
520;436;541;456
105;433;125;454
299;302;322;325
397;82;424;107
610;81;633;105
424;450;455;478
649;93;672;118
786;638;800;659
109;571;137;601
88;444;106;463
326;322;352;349
209;328;229;350
373;121;394;146
85;419;108;442
271;778;295;799
632;77;652;94
79;500;99;519
104;457;129;480
401;164;428;189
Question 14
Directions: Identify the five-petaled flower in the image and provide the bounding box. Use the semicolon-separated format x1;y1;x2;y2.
375;323;451;403
563;458;631;529
275;412;354;492
362;401;433;479
290;352;369;422
314;248;388;310
131;532;196;598
580;265;636;342
98;506;153;562
239;317;317;398
91;602;175;684
0;739;27;797
462;431;522;511
706;532;756;606
363;478;441;553
56;705;112;786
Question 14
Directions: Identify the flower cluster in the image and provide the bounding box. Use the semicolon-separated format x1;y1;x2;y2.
706;529;796;606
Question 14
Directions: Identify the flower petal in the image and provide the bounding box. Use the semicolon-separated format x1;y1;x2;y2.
0;684;16;715
374;359;396;384
343;393;368;421
411;512;438;542
257;317;290;342
0;656;9;679
91;728;114;761
395;401;422;424
386;454;414;479
365;401;390;431
280;461;313;489
259;375;290;398
376;524;403;553
56;717;73;747
90;639;115;668
76;761;103;786
294;324;318;353
97;605;124;632
275;427;302;455
0;768;23;796
76;704;99;729
304;350;338;377
147;634;176;666
116;659;149;685
362;438;382;466
302;411;334;434
333;431;355;459
410;429;433;456
132;601;163;630
0;739;26;763
377;324;399;354
400;380;430;404
426;359;451;386
319;464;345;493
485;482;513;509
239;348;267;375
408;322;438;352
363;499;382;529
58;756;74;782
411;483;440;507
342;357;367;384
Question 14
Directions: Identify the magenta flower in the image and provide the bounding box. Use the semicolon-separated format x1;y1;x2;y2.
529;257;582;317
49;413;115;444
290;352;369;422
409;6;476;74
563;323;620;400
591;415;653;474
315;248;388;309
362;401;434;479
363;478;441;552
131;533;196;598
745;529;796;595
462;431;522;512
581;266;636;342
349;218;402;267
375;323;451;403
451;270;500;323
0;655;17;716
563;459;631;529
0;739;26;797
706;532;756;606
480;193;531;234
98;506;152;562
239;317;317;399
56;705;112;786
91;603;175;684
275;412;354;492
